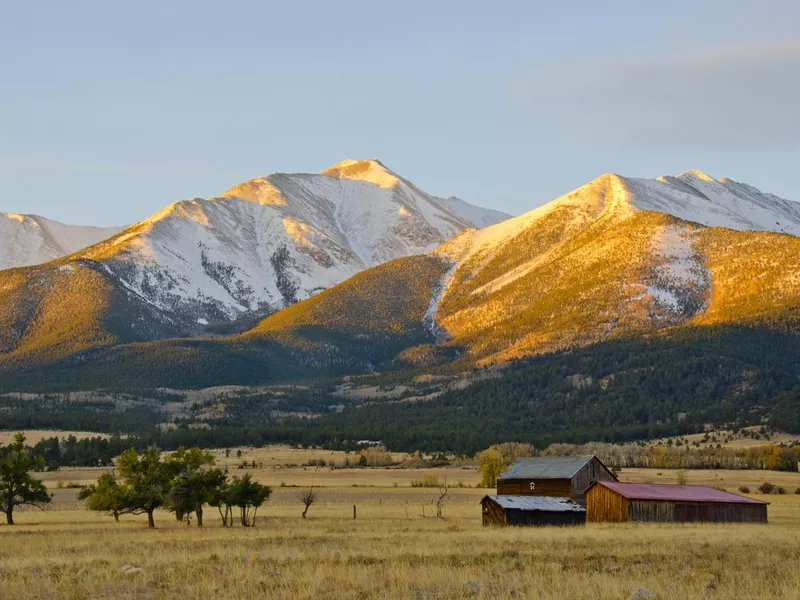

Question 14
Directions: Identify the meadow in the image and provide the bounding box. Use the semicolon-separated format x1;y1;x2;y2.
2;445;800;599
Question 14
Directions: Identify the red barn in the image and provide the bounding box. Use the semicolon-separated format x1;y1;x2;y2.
586;481;768;523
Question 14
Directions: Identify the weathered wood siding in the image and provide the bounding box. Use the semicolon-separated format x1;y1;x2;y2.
586;483;629;522
497;478;571;497
571;457;618;506
481;498;507;526
587;486;768;523
505;509;586;527
629;500;768;523
499;458;617;506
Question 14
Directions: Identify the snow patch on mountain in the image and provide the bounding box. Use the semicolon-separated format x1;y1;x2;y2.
0;212;124;270
439;196;510;228
643;226;710;320
75;159;503;328
423;261;458;340
629;170;800;235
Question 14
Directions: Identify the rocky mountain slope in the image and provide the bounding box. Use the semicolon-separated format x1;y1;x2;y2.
0;160;508;366
0;212;122;270
2;169;798;392
427;170;800;364
77;158;507;325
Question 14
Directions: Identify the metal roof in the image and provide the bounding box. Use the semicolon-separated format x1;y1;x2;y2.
499;456;595;480
592;481;768;505
482;495;586;513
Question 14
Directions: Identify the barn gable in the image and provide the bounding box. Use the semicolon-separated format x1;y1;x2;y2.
498;455;617;506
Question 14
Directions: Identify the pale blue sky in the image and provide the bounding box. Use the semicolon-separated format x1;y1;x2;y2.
2;1;799;226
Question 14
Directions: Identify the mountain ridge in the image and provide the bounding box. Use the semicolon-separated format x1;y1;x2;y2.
1;168;797;392
0;160;510;361
0;212;124;270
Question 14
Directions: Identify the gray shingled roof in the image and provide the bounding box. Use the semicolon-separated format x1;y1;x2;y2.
482;495;586;512
499;456;594;480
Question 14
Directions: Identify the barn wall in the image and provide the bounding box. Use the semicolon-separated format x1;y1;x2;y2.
481;499;507;526
497;478;572;497
630;500;768;523
586;484;629;522
505;509;586;527
571;457;618;506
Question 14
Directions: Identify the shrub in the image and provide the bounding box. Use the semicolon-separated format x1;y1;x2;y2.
410;474;440;488
794;487;800;495
738;486;750;494
758;482;775;494
776;487;787;495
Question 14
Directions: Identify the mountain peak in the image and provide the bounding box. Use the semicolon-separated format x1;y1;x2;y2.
321;159;400;188
676;169;717;183
5;212;29;224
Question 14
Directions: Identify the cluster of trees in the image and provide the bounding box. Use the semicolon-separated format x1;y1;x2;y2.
543;441;800;472
79;447;272;528
0;434;52;525
1;325;799;456
471;440;800;479
262;327;800;454
31;434;130;469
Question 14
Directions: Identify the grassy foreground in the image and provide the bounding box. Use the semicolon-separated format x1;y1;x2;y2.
2;477;800;599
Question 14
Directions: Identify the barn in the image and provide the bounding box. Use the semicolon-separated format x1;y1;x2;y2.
481;495;586;527
586;481;769;523
497;456;618;506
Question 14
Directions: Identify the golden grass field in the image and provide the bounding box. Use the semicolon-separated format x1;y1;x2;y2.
1;444;800;599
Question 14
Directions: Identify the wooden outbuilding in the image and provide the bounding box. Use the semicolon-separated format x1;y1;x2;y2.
481;495;586;527
497;456;618;506
586;481;768;523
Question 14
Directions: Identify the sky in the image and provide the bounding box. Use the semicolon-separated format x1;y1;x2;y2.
1;0;799;226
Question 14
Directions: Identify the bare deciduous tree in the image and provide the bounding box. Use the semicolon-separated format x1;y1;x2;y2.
435;478;449;519
299;485;317;519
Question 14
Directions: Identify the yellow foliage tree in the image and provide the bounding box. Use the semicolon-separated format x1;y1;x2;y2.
475;448;508;488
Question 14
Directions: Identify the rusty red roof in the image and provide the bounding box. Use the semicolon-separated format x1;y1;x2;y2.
592;481;768;504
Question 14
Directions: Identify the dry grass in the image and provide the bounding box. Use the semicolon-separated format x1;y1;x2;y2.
1;464;799;599
2;496;799;600
621;467;800;491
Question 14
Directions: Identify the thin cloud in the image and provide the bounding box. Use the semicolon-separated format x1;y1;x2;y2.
522;40;800;150
0;156;241;180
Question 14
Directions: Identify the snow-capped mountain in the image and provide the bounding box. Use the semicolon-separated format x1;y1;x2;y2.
0;212;123;270
2;167;799;390
437;169;800;265
426;169;800;362
26;159;509;331
625;170;800;235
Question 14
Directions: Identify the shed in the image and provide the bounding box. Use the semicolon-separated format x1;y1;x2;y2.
481;495;586;527
498;456;618;506
586;481;768;523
